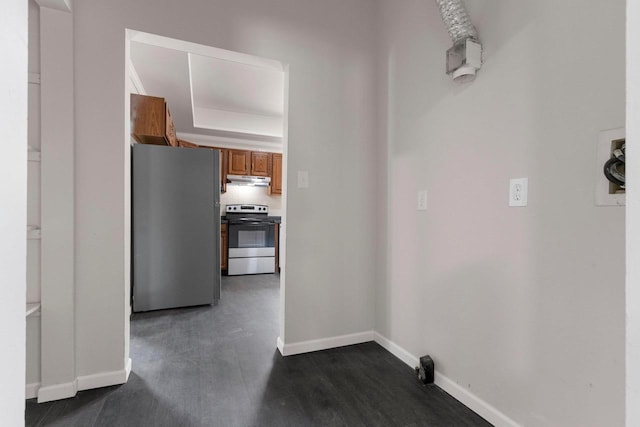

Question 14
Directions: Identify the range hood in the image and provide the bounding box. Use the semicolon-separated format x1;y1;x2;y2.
227;174;271;187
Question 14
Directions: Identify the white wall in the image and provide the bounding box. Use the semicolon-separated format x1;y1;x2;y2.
26;0;41;393
627;0;640;425
0;0;28;424
38;5;77;402
66;2;631;423
376;1;625;426
221;186;282;216
73;0;378;379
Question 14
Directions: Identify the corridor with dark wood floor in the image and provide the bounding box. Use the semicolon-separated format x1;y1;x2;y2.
26;274;490;427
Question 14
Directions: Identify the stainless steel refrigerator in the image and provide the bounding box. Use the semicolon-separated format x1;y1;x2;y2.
132;144;220;312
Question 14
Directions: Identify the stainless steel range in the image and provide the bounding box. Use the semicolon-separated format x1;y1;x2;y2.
225;204;277;275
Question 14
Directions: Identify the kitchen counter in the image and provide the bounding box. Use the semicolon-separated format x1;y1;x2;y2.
220;216;281;224
267;216;281;224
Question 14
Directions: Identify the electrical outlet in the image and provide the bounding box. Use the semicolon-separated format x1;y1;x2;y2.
509;178;528;207
417;190;427;211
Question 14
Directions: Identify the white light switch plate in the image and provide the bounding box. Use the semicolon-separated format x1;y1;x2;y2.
417;190;427;211
297;171;309;189
509;178;528;207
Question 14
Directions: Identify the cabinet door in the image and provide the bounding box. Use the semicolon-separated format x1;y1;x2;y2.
251;151;271;177
227;150;250;175
269;153;283;195
221;223;228;271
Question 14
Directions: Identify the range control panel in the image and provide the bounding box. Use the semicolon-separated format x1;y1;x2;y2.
225;204;269;214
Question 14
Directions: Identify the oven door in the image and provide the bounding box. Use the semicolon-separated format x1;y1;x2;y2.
227;222;275;275
228;222;275;248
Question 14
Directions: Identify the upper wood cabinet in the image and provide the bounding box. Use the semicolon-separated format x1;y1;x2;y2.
131;94;178;147
177;139;199;148
269;153;283;195
251;151;271;177
227;149;250;175
227;149;276;177
165;107;178;147
176;140;227;193
172;143;281;196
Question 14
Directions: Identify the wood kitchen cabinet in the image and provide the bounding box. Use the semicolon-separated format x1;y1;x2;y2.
131;94;178;147
179;141;228;193
175;143;281;196
228;149;274;177
178;139;198;148
221;223;228;271
269;153;283;195
251;151;271;177
165;107;178;147
227;149;250;175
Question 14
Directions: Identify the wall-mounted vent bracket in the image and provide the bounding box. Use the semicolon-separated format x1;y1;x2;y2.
435;0;482;83
446;38;482;82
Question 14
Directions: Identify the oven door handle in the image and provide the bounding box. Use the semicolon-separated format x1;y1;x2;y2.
230;222;270;227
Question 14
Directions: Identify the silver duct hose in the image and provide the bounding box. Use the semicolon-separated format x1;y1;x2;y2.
435;0;482;82
434;0;478;44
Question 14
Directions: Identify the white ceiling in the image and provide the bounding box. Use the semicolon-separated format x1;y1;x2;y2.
189;53;284;117
129;40;285;145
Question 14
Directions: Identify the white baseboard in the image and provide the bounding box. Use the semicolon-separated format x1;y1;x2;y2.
25;382;40;400
37;380;77;403
373;332;420;368
77;364;130;392
434;371;521;427
279;330;374;356
276;336;285;355
373;332;521;427
30;359;133;402
124;357;132;381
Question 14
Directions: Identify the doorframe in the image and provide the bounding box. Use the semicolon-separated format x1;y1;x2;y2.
124;28;291;356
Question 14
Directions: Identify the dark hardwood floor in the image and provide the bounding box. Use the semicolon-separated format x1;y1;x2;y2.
26;274;491;427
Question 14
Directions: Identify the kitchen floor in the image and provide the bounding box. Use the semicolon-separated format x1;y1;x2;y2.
25;274;490;427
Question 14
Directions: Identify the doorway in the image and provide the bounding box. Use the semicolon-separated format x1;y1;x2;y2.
125;29;289;365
